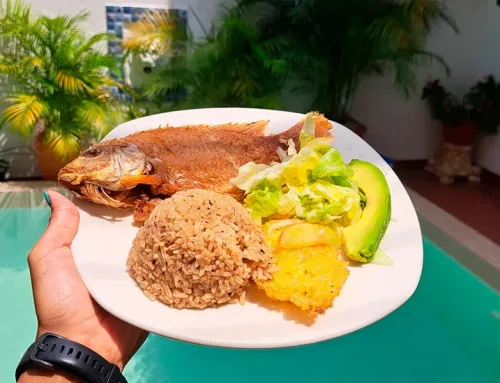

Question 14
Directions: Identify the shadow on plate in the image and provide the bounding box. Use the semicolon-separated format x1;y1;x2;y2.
246;285;316;326
75;199;134;222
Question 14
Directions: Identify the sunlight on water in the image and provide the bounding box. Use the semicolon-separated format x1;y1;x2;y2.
1;207;499;382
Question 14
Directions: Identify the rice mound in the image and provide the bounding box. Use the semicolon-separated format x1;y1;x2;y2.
127;189;274;309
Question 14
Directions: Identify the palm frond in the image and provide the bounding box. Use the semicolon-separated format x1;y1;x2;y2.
0;0;32;27
0;1;126;147
406;0;459;33
55;71;90;95
75;32;115;58
39;11;89;36
81;52;120;74
42;130;80;162
77;99;124;140
138;7;289;110
2;94;46;135
235;0;458;119
123;9;183;54
0;63;18;74
20;55;43;67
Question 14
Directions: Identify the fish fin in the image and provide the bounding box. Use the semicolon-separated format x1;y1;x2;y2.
312;113;334;138
278;112;333;142
209;121;269;136
121;175;162;189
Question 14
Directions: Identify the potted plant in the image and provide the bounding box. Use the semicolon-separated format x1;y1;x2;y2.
421;80;474;145
466;75;500;136
123;8;289;111
235;0;458;132
422;76;500;145
420;77;500;184
0;1;126;179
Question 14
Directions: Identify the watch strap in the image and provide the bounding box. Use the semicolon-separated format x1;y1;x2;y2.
15;333;127;383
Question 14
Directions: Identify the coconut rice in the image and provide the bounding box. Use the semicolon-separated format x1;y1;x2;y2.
127;189;275;309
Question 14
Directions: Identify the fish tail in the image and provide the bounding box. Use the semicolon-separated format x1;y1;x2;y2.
279;112;332;142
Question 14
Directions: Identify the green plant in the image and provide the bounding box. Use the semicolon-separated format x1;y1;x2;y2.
466;75;500;135
124;7;289;110
422;76;500;134
121;101;161;120
122;9;188;56
0;0;127;161
421;80;467;126
236;0;458;122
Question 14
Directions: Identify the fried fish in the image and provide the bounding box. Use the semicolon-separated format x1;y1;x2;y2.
58;113;332;220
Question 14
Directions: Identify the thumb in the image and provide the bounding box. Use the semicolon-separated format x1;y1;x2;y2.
29;191;80;265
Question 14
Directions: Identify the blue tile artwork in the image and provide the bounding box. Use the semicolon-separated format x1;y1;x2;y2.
105;5;188;102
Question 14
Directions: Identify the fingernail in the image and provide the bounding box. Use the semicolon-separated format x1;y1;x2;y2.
43;191;52;208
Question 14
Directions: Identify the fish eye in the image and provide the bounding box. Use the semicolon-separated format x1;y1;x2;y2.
84;148;100;157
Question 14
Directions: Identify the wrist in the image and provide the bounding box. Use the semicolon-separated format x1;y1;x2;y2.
36;328;124;370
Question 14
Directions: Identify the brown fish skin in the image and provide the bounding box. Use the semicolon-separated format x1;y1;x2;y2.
58;113;332;209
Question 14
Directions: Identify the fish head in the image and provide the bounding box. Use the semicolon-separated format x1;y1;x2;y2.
58;143;159;207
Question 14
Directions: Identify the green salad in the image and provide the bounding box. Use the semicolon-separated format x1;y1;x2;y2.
231;113;393;264
231;114;364;227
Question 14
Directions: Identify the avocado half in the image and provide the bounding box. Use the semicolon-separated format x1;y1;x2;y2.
342;159;391;263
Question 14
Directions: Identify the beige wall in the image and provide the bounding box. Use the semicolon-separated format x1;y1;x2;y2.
351;0;500;175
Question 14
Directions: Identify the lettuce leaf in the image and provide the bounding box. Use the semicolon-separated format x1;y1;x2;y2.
231;161;286;192
285;181;359;224
277;190;299;216
332;176;352;188
244;179;282;219
304;203;344;223
299;113;315;147
231;114;364;227
303;137;332;155
311;147;353;180
230;162;269;191
282;147;321;185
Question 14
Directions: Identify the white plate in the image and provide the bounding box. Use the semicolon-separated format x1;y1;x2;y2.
72;108;423;349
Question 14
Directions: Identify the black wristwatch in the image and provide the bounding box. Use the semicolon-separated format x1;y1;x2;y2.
15;333;127;383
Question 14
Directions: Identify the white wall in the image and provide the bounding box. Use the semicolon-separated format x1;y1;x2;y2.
350;0;500;175
475;0;500;173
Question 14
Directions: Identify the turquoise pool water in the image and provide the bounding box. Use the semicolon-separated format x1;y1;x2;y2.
1;206;499;382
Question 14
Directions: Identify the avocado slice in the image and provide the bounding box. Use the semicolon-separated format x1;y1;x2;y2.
342;159;391;262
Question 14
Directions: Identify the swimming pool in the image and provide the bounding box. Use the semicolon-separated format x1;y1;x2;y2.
1;192;499;382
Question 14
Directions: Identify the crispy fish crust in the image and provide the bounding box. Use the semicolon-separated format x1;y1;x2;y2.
58;113;333;217
134;196;164;222
102;114;332;198
256;246;349;313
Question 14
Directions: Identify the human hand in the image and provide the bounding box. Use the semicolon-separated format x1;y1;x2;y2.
19;191;147;382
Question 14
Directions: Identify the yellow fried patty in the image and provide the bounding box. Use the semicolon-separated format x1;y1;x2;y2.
256;246;349;313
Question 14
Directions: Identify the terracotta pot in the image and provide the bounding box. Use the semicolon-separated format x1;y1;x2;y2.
443;121;477;146
33;135;73;180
